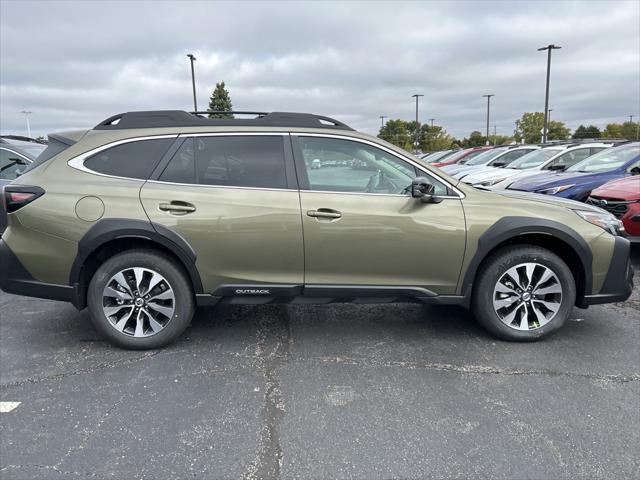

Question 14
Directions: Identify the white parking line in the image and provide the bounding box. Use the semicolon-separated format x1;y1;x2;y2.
0;402;21;413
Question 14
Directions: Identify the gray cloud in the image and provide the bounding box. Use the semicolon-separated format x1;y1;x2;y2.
1;0;638;139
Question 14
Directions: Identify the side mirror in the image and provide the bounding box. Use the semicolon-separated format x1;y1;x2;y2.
411;177;443;204
630;166;640;176
548;164;566;171
492;161;506;168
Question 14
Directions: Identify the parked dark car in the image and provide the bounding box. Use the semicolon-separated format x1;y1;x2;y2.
507;143;640;201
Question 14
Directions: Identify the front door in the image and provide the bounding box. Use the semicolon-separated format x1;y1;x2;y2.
140;134;304;293
293;135;466;295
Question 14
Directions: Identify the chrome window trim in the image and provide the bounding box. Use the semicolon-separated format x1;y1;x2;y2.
291;132;465;199
65;130;466;199
144;179;295;193
67;134;178;180
0;147;33;164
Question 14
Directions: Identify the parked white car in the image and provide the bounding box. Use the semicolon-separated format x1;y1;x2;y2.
442;145;539;180
463;143;613;188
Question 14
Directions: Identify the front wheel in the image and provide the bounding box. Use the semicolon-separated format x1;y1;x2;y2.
472;245;576;341
87;249;195;349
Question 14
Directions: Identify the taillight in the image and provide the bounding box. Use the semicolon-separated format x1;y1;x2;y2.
3;186;45;213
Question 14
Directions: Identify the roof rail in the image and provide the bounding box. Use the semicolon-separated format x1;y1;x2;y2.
94;110;354;131
0;135;46;144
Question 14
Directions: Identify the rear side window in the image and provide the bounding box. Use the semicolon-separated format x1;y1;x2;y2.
0;148;30;180
85;138;173;180
159;136;287;189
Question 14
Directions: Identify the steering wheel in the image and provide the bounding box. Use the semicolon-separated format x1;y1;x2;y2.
365;171;400;193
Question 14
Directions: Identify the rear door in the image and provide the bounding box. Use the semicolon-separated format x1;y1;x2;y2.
292;134;466;295
140;133;304;294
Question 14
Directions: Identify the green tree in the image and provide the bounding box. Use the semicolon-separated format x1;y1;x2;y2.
572;124;601;139
488;134;513;146
602;123;624;138
514;112;544;144
621;121;640;141
208;81;234;118
461;131;487;147
548;120;571;141
419;124;456;152
378;119;412;150
513;112;571;143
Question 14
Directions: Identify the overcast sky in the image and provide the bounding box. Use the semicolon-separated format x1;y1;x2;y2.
1;0;638;139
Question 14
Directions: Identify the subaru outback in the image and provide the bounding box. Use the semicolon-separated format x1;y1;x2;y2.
0;110;633;349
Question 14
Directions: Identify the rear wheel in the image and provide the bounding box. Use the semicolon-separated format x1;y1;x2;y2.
87;249;195;349
472;245;576;341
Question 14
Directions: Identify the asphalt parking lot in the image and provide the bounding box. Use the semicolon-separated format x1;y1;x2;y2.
1;249;638;479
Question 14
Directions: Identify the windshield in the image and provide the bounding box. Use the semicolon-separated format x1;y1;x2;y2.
509;149;561;169
458;149;486;164
465;148;508;166
423;150;451;162
427;150;459;163
567;145;640;173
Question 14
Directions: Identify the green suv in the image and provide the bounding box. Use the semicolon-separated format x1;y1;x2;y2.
0;111;633;349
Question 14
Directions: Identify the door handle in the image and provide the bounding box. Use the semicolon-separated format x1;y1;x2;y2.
159;201;196;214
307;209;342;219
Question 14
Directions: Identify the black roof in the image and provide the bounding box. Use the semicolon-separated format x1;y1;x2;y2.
94;110;353;131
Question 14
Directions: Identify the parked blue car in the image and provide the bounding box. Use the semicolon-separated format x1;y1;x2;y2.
507;143;640;201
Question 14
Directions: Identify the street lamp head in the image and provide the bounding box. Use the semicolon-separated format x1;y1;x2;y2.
411;94;424;98
482;94;494;98
187;54;196;60
538;44;562;51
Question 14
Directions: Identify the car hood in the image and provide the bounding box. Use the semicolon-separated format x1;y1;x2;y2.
591;176;640;200
494;188;606;214
508;170;596;191
451;165;488;179
463;167;519;184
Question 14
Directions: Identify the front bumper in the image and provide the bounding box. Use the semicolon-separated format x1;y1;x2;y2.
579;236;634;306
0;239;80;306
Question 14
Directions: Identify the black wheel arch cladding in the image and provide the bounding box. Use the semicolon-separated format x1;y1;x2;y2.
70;218;203;294
461;216;593;300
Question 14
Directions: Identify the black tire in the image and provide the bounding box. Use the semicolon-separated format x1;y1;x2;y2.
472;245;576;342
87;249;195;349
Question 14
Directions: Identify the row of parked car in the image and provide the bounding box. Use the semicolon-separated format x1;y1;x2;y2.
420;141;640;242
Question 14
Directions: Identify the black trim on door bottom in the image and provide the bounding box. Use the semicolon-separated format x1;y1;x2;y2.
196;283;462;307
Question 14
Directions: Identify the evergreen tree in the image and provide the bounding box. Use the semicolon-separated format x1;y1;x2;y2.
208;81;234;118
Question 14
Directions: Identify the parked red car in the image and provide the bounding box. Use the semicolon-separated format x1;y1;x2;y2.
588;176;640;243
429;146;492;168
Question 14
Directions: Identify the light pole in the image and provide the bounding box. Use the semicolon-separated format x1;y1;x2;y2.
629;115;634;123
482;94;494;146
538;44;561;143
187;54;198;112
548;109;553;123
379;115;387;128
428;118;435;127
411;94;424;153
20;110;33;138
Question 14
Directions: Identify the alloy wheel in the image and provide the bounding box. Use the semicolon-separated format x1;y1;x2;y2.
102;267;175;337
492;262;563;331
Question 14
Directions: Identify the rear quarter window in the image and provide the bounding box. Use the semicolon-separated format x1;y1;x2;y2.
84;138;174;179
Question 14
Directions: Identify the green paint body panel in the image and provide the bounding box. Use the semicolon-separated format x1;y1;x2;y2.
2;122;624;304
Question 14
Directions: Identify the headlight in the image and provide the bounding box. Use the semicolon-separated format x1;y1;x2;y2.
575;210;624;236
477;177;508;187
537;184;574;195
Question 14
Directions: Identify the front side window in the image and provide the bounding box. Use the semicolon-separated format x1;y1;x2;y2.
299;136;448;195
84;138;174;179
0;149;30;180
159;136;287;189
546;148;594;170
